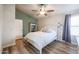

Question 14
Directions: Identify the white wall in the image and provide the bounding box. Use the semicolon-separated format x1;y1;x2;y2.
38;14;65;30
2;5;16;48
38;14;65;41
0;5;3;53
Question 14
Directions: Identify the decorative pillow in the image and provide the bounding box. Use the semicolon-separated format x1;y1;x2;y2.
46;29;52;33
40;27;46;32
46;28;55;33
40;27;55;33
40;25;57;33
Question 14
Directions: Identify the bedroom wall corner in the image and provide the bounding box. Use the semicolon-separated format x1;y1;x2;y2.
15;9;37;36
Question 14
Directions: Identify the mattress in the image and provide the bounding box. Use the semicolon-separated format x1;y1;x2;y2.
24;31;57;50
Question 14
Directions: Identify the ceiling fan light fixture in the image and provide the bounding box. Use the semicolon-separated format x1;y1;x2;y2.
39;11;45;15
32;4;54;16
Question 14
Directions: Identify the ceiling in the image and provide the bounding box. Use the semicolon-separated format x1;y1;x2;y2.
16;4;79;19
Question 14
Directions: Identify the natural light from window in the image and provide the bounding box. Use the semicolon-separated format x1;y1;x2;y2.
71;14;79;36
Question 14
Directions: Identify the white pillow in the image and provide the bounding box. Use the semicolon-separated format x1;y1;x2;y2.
40;26;57;33
45;28;55;33
40;27;46;32
40;27;55;33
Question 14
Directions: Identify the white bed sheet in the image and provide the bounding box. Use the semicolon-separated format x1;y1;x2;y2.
24;31;57;50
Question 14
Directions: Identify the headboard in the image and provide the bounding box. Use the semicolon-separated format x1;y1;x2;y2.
40;25;57;32
40;23;63;32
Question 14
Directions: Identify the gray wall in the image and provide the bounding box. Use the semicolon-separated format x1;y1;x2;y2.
16;9;37;36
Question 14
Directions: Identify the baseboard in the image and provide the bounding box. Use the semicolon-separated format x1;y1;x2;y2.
56;39;64;42
2;42;16;48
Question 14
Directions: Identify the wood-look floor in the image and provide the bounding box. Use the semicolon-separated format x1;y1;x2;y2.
2;38;78;54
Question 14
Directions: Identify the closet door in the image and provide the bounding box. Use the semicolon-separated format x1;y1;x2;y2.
15;19;23;39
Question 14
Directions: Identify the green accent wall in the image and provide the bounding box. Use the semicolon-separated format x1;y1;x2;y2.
16;9;37;36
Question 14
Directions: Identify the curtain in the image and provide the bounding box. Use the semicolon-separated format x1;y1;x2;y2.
62;14;71;43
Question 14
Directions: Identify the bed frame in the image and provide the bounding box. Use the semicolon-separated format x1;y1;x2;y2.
25;23;63;54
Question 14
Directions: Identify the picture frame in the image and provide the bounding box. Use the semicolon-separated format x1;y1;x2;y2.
28;22;37;32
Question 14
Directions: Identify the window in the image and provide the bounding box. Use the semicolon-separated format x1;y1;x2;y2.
71;14;79;36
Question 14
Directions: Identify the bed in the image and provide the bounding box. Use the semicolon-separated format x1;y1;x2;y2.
24;26;57;53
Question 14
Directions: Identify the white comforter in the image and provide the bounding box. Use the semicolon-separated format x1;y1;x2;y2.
24;31;57;50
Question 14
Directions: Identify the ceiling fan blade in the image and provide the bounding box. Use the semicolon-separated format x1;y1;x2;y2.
47;10;54;12
32;10;38;12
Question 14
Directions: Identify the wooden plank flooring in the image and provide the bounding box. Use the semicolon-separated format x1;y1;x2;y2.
2;39;78;54
43;40;78;54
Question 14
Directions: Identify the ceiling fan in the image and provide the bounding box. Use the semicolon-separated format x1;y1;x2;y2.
32;4;54;16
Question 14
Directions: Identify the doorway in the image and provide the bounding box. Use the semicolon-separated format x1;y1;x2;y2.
15;19;23;39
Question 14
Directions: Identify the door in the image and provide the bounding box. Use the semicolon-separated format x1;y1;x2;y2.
15;19;23;39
